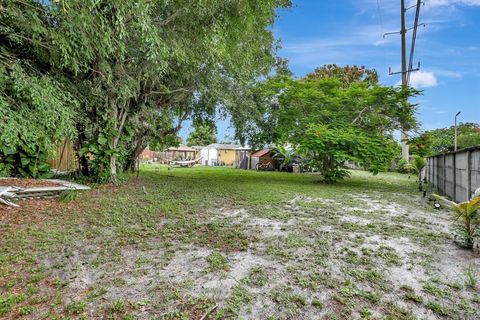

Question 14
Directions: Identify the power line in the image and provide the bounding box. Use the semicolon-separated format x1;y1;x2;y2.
407;0;423;85
384;0;424;161
376;0;385;32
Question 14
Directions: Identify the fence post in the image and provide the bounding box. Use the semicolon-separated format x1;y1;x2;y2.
443;154;447;194
467;150;472;200
453;153;457;202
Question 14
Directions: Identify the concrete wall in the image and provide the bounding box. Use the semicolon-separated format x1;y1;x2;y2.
426;147;480;202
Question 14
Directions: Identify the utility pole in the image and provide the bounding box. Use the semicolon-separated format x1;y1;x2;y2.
455;111;461;151
385;0;424;162
400;0;409;160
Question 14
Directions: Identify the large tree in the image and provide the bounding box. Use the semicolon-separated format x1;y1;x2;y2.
0;0;291;181
409;123;480;157
232;67;418;182
186;122;217;147
0;1;77;177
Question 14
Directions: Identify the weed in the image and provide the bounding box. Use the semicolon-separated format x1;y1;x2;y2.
135;256;152;267
464;264;478;289
244;266;269;287
110;299;126;314
0;293;27;316
59;190;79;202
66;299;86;314
423;281;450;298
206;251;229;272
426;300;449;316
271;285;307;316
401;285;423;303
311;299;324;309
222;285;253;317
19;305;34;315
376;245;402;266
360;308;374;319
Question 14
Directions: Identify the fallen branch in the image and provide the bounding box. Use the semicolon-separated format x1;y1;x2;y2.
199;304;218;320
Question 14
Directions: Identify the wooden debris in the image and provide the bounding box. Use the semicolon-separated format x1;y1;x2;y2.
0;178;90;207
0;187;19;207
199;304;218;320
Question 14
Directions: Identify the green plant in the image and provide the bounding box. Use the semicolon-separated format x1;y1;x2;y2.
311;299;324;309
66;299;86;314
0;145;52;178
426;301;449;316
206;252;229;272
0;293;27;316
396;158;416;174
272;145;296;172
244;267;269;287
19;305;34;316
435;195;480;248
464;264;478;289
298;124;397;183
412;155;426;173
110;299;126;313
59;190;79;202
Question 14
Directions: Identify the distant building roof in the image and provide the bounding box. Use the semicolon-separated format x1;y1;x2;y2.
165;145;197;152
236;146;251;151
251;149;271;157
205;143;242;150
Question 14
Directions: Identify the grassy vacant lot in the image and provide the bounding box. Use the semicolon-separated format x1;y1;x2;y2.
1;166;479;319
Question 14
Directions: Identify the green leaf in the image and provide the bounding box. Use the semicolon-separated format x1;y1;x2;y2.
98;136;108;146
20;156;30;166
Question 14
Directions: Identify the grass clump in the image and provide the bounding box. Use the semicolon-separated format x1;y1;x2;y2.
271;286;307;316
19;305;34;316
66;299;86;314
206;251;229;272
244;266;269;287
311;299;324;309
0;293;27;316
426;300;449;316
464;264;479;289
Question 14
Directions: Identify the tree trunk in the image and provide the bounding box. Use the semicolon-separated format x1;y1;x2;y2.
124;133;145;172
75;124;90;176
109;103;128;183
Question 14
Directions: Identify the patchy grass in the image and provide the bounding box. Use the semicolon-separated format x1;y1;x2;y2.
0;165;479;319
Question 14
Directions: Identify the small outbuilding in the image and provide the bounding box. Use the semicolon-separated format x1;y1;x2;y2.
250;149;278;170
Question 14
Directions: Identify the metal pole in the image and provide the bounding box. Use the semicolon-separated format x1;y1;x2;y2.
455;111;461;151
400;0;409;160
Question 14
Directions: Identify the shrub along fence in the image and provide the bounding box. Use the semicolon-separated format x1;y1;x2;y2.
425;146;480;202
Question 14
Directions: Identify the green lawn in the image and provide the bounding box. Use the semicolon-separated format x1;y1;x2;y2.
1;166;479;319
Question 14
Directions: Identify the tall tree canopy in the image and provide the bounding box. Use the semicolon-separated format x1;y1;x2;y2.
409;123;480;157
232;67;418;182
186;122;217;147
0;0;290;181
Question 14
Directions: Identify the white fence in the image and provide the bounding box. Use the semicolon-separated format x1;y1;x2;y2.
426;147;480;202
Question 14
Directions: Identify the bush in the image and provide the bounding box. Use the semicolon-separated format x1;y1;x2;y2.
396;158;416;174
0;145;52;178
412;155;426;173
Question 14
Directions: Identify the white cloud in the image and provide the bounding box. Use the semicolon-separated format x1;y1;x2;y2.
396;71;438;88
409;71;439;88
426;0;480;8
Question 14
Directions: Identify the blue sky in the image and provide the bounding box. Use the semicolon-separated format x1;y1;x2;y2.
180;0;480;142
